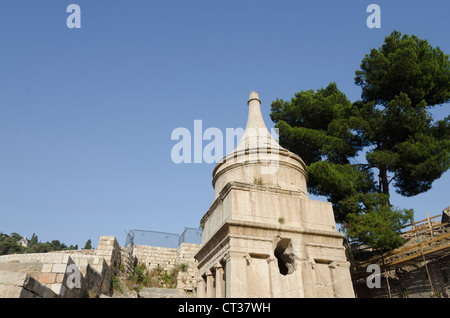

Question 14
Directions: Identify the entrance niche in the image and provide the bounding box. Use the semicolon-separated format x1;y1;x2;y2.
274;238;296;275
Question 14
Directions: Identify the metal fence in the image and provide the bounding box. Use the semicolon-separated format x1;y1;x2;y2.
124;229;135;254
125;227;202;249
179;227;202;246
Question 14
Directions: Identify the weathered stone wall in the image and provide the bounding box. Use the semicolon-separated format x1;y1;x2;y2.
0;271;57;298
132;243;200;291
176;243;200;291
0;236;135;298
133;245;178;272
120;246;135;275
0;252;85;297
0;235;198;297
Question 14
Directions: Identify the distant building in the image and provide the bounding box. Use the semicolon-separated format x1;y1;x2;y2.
18;237;28;247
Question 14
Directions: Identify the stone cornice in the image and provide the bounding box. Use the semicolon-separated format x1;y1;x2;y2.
199;181;307;227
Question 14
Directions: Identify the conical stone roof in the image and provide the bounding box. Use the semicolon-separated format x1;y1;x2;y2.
212;91;309;199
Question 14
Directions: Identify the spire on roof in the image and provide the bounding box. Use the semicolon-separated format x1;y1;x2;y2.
235;91;280;153
211;90;308;199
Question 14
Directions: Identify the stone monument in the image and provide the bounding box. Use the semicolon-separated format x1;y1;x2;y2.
194;92;355;298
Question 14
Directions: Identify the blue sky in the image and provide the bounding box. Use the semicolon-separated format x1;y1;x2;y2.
0;1;449;248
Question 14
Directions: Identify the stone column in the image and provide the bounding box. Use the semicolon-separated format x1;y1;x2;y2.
329;262;355;298
301;258;317;298
206;270;215;298
329;262;339;298
196;276;206;298
214;263;224;298
292;256;305;298
267;256;282;297
224;252;249;298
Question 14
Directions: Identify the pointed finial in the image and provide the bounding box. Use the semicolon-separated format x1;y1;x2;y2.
248;91;261;105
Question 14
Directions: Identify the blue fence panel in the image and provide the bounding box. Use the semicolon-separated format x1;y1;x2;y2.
133;230;179;248
179;227;202;245
130;227;202;248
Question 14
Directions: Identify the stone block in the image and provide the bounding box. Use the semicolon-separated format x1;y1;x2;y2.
77;258;88;267
55;273;65;284
42;286;56;298
33;280;42;293
5;286;23;298
52;264;67;273
21;275;36;291
20;290;35;298
42;263;53;273
39;273;56;284
442;206;450;224
50;283;65;297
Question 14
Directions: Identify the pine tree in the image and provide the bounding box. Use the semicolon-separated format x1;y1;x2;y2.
83;239;92;250
29;233;38;247
270;31;450;250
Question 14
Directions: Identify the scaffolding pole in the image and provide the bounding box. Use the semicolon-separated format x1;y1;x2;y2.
412;217;435;297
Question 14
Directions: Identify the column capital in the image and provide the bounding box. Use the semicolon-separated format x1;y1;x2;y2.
309;258;316;269
267;256;277;264
196;277;204;283
205;269;214;276
244;253;251;265
223;251;247;262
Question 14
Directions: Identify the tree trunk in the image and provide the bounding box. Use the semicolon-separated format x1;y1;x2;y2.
379;167;391;206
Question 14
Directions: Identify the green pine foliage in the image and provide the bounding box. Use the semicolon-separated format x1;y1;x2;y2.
344;200;413;250
355;31;450;107
83;239;93;250
270;31;450;251
0;232;79;255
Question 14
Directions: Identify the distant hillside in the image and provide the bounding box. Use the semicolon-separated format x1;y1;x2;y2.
0;232;89;255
